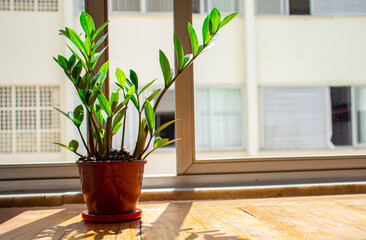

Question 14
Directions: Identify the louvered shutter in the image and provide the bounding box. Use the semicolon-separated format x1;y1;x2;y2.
312;0;366;16
261;87;329;150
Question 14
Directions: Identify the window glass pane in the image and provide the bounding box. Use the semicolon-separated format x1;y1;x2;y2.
209;0;239;13
256;0;285;15
147;0;172;12
289;0;310;15
111;0;140;12
0;1;69;163
355;87;366;144
312;0;366;16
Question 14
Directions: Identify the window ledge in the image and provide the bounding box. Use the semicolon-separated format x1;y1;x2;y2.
1;182;366;208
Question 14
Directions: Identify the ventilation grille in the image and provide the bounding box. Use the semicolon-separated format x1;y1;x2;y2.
0;86;61;153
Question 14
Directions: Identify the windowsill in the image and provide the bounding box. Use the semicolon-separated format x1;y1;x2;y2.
1;181;366;208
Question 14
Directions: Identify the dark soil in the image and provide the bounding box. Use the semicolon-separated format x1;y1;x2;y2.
78;149;140;162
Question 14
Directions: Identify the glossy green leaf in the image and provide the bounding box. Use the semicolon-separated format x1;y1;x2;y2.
66;27;89;57
95;105;105;125
130;94;139;110
115;67;126;89
97;91;112;117
148;89;161;102
139;79;156;95
127;85;135;96
173;34;184;71
93;20;109;41
130;69;139;91
53;106;73;123
59;29;68;37
112;107;127;129
210;8;221;33
112;122;123;135
73;105;84;126
153;137;163;149
159;50;171;86
91;46;107;70
91;72;103;90
154;119;179;136
80;11;95;38
87;89;98;107
218;12;238;30
57;55;68;69
153;137;168;149
144;99;155;135
66;44;88;71
202;15;211;45
183;54;193;69
71;61;83;80
67;54;76;69
92;33;108;54
54;139;79;153
77;76;87;89
188;22;199;56
109;91;119;112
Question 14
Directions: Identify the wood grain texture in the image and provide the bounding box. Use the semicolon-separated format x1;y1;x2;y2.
2;194;366;239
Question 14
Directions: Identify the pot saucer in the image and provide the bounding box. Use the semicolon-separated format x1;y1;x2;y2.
81;208;142;222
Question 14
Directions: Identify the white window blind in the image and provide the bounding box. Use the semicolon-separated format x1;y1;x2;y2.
261;87;329;150
256;0;287;15
0;0;58;11
195;87;243;150
312;0;366;16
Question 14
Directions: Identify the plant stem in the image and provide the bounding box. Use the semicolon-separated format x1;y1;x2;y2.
121;88;127;149
77;126;91;156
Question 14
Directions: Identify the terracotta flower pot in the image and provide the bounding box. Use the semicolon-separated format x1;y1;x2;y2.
76;160;146;215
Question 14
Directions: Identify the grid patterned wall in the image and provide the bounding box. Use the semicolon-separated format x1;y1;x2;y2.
0;0;57;11
0;86;61;154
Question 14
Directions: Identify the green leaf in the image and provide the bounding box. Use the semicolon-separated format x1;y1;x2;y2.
202;15;211;45
130;94;139;110
66;44;88;71
112;122;123;135
77;76;87;89
210;8;221;33
53;106;73;123
139;79;156;95
66;27;89;57
91;72;103;90
57;55;68;69
97;91;112;117
173;34;184;71
218;12;238;30
109;91;119;112
67;54;76;69
54;140;79;153
92;33;108;54
127;85;135;96
112;107;127;129
87;89;98;107
144;99;155;135
148;89;161;102
80;11;95;39
188;22;199;56
154;119;179;136
98;60;109;89
91;46;107;70
115;67;126;89
159;50;171;86
71;61;83;80
153;137;162;148
183;54;193;68
130;69;139;91
96;105;105;125
73;105;84;126
59;29;68;37
93;20;109;41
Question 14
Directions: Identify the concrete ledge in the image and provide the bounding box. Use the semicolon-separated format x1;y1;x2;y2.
1;182;366;208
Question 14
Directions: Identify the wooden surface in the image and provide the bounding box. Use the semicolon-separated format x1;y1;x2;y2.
1;194;366;239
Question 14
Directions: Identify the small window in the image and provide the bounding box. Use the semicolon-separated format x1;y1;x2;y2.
289;0;310;15
312;0;366;16
330;87;352;146
195;87;243;150
256;0;286;15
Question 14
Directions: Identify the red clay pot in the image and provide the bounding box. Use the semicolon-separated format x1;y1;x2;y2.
76;160;146;215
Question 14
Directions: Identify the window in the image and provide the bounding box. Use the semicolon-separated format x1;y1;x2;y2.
0;0;58;11
0;86;61;156
195;87;244;151
256;0;366;16
155;90;176;148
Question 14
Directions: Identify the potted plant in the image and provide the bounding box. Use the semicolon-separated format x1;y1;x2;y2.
53;8;237;221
